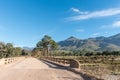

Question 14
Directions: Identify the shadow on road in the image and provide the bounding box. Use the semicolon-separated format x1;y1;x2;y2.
41;60;66;70
57;76;83;80
41;60;82;80
40;59;103;80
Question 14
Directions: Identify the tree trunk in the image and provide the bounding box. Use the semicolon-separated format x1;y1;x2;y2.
46;47;49;56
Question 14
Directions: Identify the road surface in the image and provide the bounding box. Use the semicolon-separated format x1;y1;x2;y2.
0;57;83;80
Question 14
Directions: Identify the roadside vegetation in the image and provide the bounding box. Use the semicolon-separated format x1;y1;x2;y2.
0;42;30;59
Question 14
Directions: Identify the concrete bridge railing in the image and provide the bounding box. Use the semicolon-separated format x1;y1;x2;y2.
43;57;80;68
42;57;104;80
0;57;26;66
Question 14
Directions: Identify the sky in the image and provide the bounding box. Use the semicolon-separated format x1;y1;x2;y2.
0;0;120;47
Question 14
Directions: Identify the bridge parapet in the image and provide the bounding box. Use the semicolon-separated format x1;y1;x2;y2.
42;57;104;80
43;57;80;68
0;57;26;66
70;59;80;68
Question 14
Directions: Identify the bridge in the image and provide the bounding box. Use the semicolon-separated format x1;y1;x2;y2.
0;57;102;80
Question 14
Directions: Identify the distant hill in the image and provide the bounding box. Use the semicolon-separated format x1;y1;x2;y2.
58;33;120;52
23;47;33;51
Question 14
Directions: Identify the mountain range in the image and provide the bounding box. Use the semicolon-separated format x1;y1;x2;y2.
58;33;120;52
23;47;33;51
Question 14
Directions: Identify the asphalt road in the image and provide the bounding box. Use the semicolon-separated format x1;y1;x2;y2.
0;57;83;80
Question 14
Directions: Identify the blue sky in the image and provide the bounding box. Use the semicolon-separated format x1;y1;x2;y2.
0;0;120;47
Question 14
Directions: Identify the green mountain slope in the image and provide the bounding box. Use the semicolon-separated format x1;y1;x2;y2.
58;33;120;51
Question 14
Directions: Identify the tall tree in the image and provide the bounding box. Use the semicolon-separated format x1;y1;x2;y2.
0;42;6;58
36;35;57;56
50;40;58;55
31;48;42;57
6;43;14;57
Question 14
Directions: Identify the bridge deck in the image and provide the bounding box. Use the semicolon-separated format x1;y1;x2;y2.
0;57;83;80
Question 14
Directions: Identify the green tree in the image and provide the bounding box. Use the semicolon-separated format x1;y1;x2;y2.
21;49;30;56
49;40;58;55
6;43;14;57
14;47;22;56
21;49;26;56
0;42;6;58
31;48;42;57
0;42;26;58
36;35;57;56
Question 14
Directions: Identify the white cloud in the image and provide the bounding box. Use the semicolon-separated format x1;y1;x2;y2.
101;20;120;29
71;7;88;14
112;21;120;28
68;8;120;21
76;29;84;32
71;8;80;13
14;44;23;47
92;33;100;37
